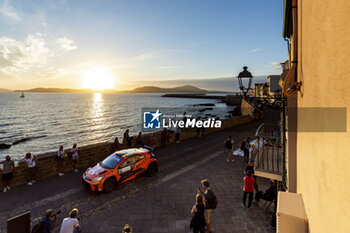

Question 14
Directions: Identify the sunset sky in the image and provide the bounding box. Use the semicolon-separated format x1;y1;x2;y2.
0;0;287;91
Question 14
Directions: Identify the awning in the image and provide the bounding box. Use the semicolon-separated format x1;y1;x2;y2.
283;0;293;38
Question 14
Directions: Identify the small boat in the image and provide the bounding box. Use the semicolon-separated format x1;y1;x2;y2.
20;92;25;98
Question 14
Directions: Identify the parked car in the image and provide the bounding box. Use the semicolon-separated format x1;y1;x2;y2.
82;147;158;192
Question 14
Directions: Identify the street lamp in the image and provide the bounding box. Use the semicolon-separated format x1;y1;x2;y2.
237;66;253;98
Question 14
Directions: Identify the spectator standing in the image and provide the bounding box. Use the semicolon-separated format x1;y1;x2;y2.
190;194;206;233
25;152;38;185
246;137;251;161
255;179;275;204
1;155;15;192
122;224;132;233
242;170;255;209
201;127;206;138
245;160;258;191
175;127;181;143
196;119;201;138
183;112;187;121
136;131;143;147
224;136;235;162
113;137;121;151
198;179;215;233
70;144;79;172
59;208;81;233
241;137;251;163
161;129;167;148
123;129;131;148
148;133;155;147
167;129;172;143
57;145;66;176
42;209;59;233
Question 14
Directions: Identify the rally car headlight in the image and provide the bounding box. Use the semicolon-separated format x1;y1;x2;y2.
91;177;103;182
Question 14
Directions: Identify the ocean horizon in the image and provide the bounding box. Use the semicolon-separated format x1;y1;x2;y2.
0;92;234;161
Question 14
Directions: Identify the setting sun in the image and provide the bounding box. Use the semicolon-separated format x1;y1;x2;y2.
82;68;115;90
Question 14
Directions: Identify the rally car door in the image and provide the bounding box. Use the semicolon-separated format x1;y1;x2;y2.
133;154;147;175
118;156;138;181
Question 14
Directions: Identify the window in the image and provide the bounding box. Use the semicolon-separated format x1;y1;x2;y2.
100;155;122;170
120;156;137;168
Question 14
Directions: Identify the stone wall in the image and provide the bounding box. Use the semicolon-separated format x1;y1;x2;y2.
241;98;254;116
0;115;253;187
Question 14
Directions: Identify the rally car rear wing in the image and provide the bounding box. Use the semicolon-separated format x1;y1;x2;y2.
141;145;156;155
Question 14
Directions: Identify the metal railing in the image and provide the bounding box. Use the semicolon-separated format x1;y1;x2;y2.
253;123;283;174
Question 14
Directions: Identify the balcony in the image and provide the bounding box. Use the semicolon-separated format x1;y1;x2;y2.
252;123;283;181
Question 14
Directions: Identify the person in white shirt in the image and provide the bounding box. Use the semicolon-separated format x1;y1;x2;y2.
59;208;80;233
25;152;38;185
70;144;79;172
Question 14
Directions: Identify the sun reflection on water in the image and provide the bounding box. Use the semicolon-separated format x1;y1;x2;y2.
91;93;105;130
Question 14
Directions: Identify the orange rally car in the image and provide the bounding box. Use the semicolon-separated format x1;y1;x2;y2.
82;147;158;192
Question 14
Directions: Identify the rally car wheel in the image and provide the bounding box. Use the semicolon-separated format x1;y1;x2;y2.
103;177;116;193
147;163;157;177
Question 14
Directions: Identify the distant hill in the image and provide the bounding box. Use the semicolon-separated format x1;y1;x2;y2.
127;76;269;92
15;85;225;93
129;85;210;93
0;88;12;92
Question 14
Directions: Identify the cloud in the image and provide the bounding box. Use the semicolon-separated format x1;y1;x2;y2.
0;0;20;22
269;61;282;71
0;34;50;75
57;37;77;53
0;33;76;76
249;48;262;53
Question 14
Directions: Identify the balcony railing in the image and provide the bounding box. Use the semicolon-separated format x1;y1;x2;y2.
252;123;283;180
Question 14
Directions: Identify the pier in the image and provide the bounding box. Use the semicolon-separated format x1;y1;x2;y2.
162;93;243;105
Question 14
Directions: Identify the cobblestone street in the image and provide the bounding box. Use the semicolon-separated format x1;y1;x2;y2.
83;152;275;233
0;120;275;233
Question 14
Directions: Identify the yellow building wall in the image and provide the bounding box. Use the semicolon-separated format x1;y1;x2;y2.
296;0;350;232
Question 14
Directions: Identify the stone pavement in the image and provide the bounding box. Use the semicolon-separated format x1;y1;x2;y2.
0;119;275;233
82;151;274;233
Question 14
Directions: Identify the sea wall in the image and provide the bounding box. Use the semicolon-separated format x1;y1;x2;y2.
0;115;253;187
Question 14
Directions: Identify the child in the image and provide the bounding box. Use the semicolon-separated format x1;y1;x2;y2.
242;170;255;209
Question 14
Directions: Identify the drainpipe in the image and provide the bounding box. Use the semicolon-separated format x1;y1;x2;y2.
282;98;287;190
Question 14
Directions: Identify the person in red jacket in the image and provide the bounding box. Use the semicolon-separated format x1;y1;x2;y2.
242;170;255;209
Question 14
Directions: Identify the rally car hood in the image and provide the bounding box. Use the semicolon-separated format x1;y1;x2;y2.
85;163;108;179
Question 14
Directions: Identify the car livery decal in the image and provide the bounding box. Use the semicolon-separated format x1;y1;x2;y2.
135;156;149;169
88;165;104;175
118;165;132;175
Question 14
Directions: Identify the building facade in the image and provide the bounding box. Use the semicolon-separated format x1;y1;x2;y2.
278;0;350;232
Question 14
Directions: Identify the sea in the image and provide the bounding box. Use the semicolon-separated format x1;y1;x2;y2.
0;92;235;161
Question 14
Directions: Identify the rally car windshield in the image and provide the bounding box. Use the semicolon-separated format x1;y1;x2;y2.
100;154;122;170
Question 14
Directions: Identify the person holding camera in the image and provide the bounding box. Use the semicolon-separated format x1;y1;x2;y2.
59;208;81;233
42;209;60;233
